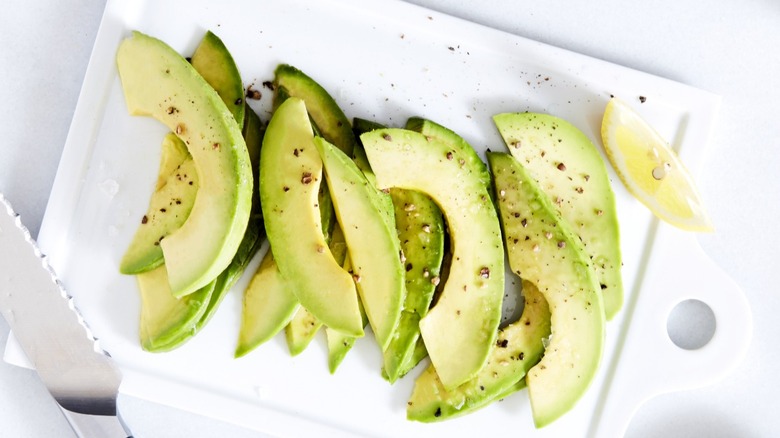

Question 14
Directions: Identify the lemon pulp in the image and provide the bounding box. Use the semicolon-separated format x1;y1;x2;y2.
602;98;713;232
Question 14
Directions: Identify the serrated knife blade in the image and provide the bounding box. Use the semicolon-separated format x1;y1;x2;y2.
0;193;131;437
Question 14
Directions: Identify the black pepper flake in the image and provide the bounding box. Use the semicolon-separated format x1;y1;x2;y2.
600;284;607;289
293;149;300;157
480;267;490;279
434;407;442;417
382;133;392;141
519;352;525;360
557;162;567;171
513;212;521;218
160;208;167;213
301;172;313;184
234;98;243;105
639;95;647;103
446;151;454;160
497;339;509;348
141;215;148;224
406;263;413;272
246;86;262;100
166;106;177;114
262;80;274;90
558;241;566;248
212;142;220;150
521;218;527;227
283;186;290;192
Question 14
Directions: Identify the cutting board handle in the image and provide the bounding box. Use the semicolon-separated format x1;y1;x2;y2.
590;224;752;437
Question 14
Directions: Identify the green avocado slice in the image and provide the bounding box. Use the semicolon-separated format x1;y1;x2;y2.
407;280;550;421
361;128;504;391
137;265;215;352
260;97;363;337
190;31;245;130
488;151;604;428
119;134;198;275
117;31;252;297
315;137;405;352
493;113;622;320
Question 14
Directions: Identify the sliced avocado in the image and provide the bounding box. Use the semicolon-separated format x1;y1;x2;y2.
137;264;215;352
405;117;493;195
194;106;266;331
382;188;445;382
315;137;405;351
325;254;369;373
273;64;356;156
120;134;198;274
235;251;299;358
351;117;443;382
117;31;252;297
493;113;622;319
285;307;323;356
154;133;191;190
488;152;604;428
407;280;550;422
190;31;245;129
260;97;363;337
284;215;350;355
360;128;504;390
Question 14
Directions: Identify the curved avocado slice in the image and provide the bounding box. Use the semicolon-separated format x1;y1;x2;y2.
360;128;504;390
117;31;252;297
260;97;363;337
190;31;245;130
493;113;622;320
137;265;215;352
273;64;356;156
120;134;198;275
235;250;299;358
315;137;405;351
383;188;445;382
407;280;550;422
488;151;604;428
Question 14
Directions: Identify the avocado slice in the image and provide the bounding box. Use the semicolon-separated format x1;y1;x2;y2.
488;151;604;428
382;188;445;382
351;118;444;382
119;134;198;274
260;97;363;337
235;251;299;358
137;265;215;352
273;64;356;156
315;137;405;351
194;106;266;331
117;31;252;297
493;113;622;320
407;280;550;422
154;133;191;190
190;31;245;130
325;254;370;373
360;128;504;390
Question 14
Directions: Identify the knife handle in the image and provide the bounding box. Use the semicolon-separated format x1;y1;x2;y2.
59;406;133;438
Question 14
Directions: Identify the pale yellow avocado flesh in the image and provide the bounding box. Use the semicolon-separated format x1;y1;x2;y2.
360;128;504;391
259;97;363;337
315;137;405;352
489;152;604;428
116;31;252;297
494;112;622;320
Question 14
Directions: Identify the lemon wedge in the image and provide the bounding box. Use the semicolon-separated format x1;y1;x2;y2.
601;98;714;232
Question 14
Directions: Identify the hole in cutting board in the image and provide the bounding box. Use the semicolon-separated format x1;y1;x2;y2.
667;299;716;350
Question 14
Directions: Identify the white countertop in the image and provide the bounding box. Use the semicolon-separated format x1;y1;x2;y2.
1;0;776;436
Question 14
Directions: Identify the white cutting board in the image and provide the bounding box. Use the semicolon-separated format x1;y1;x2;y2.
5;0;751;436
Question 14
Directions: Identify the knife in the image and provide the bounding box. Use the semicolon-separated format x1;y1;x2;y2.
0;193;132;437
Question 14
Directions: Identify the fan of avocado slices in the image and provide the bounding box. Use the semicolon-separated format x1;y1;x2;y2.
117;32;622;428
118;30;264;351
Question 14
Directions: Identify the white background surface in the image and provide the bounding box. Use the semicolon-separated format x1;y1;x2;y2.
0;0;776;437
